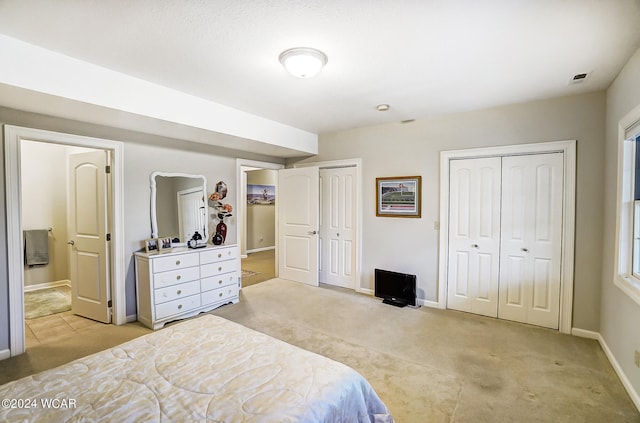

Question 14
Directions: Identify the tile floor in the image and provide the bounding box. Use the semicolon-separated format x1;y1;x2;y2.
25;311;104;348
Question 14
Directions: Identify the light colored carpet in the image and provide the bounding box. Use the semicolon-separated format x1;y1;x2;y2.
211;279;640;423
24;286;71;320
3;278;638;422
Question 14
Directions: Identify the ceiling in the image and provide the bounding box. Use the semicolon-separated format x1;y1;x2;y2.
1;0;640;136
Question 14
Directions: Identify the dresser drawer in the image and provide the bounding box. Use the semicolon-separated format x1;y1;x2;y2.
154;280;200;304
153;266;200;289
201;260;238;278
202;272;237;291
200;246;238;264
155;294;201;320
153;253;199;273
201;284;239;305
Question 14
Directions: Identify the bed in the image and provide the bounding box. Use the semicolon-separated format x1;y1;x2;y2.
0;315;393;422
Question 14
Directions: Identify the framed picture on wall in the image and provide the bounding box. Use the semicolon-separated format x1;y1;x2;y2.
247;184;276;205
376;176;422;218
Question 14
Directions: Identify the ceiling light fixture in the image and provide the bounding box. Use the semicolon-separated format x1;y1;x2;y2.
376;104;390;112
279;47;328;78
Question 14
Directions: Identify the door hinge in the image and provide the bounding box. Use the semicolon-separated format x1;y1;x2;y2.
106;233;111;241
105;165;111;174
107;300;112;307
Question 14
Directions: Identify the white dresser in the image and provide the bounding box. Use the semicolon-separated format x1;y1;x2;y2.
134;244;240;330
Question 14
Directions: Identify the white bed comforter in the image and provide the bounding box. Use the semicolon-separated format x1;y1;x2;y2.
0;315;393;422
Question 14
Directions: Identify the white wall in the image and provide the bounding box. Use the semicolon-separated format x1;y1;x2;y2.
602;47;640;399
21;141;69;287
123;144;240;314
246;169;276;251
0;106;286;331
295;91;606;332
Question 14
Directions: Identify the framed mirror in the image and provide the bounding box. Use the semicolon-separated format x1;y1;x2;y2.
150;171;208;242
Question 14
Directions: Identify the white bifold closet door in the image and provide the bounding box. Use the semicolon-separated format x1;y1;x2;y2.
447;153;564;329
447;157;502;318
498;153;563;328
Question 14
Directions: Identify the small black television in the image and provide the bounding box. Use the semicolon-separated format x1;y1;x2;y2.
374;268;417;307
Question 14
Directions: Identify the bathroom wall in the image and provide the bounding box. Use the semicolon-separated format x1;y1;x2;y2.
21;141;69;288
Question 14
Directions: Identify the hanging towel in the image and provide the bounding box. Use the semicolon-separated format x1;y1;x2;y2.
24;229;49;266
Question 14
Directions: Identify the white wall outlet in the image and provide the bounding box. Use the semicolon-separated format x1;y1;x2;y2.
635;350;640;368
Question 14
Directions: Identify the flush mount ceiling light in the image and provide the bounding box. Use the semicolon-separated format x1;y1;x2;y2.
376;104;390;112
279;47;328;78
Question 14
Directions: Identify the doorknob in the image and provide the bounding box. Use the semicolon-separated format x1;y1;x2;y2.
308;230;318;235
521;248;529;253
67;240;75;246
471;244;479;248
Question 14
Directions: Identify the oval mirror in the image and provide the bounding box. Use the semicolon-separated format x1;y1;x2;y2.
150;171;208;242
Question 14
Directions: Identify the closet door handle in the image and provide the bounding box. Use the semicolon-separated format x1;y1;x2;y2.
67;240;75;246
471;244;479;249
521;248;529;253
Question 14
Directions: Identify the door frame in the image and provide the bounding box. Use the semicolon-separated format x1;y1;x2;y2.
296;158;363;293
4;125;125;357
235;159;284;261
438;140;576;334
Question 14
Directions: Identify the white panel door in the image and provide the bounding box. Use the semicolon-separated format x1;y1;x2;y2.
447;157;502;317
177;187;206;242
319;167;356;288
498;153;563;329
68;151;110;323
278;167;319;286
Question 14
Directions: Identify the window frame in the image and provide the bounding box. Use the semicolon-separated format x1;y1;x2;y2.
614;104;640;306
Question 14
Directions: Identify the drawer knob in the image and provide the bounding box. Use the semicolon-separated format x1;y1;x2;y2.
176;260;181;265
218;280;223;285
218;266;222;271
177;289;182;295
218;253;222;258
219;292;223;297
176;275;181;280
178;304;183;309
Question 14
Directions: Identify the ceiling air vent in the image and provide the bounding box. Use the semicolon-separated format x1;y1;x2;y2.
569;72;590;84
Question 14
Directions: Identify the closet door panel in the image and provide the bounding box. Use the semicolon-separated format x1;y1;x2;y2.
532;258;552;310
447;157;501;317
498;153;563;329
504;255;525;307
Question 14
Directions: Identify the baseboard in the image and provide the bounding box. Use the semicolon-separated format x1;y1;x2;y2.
126;314;138;324
419;298;440;309
246;246;275;254
573;327;640;412
571;327;600;340
24;280;71;292
0;349;10;360
358;288;373;296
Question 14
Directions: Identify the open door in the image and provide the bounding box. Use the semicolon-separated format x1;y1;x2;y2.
68;151;111;323
278;167;319;286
